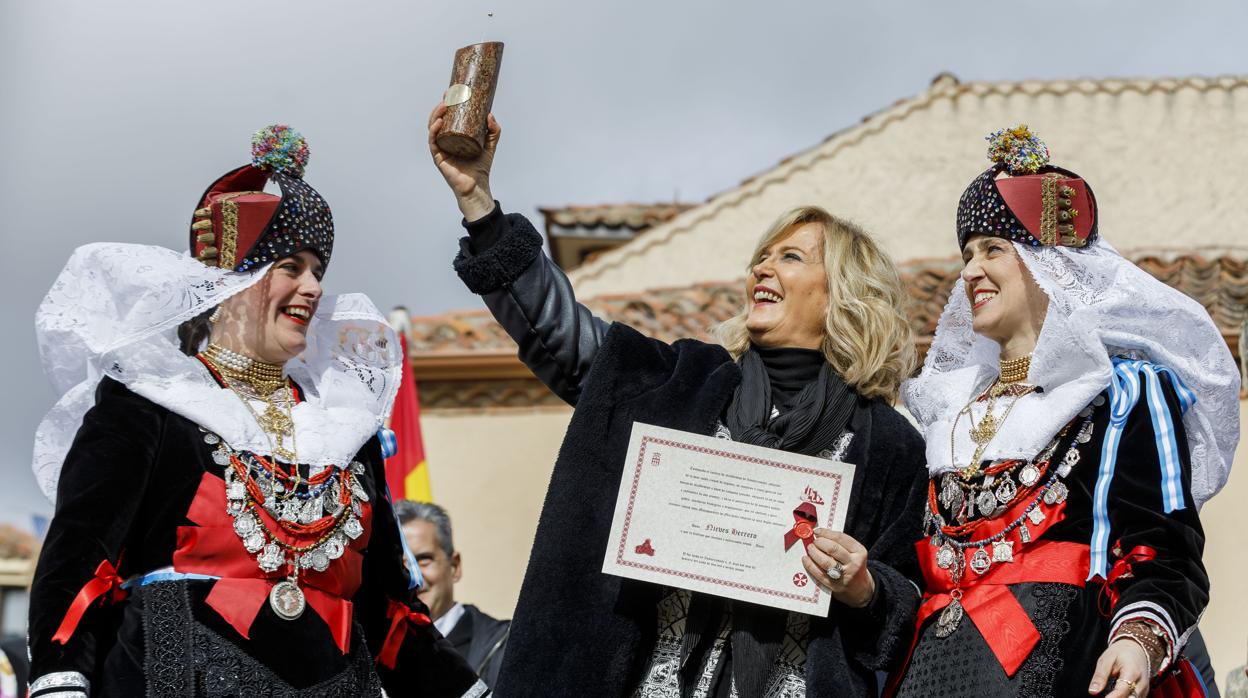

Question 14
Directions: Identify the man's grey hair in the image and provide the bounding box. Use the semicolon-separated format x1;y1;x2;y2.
394;500;454;557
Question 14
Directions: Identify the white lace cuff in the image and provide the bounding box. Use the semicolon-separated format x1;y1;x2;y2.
28;671;90;698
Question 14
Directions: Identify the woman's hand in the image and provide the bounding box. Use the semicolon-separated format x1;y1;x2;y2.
427;100;500;221
1088;639;1151;697
803;528;875;608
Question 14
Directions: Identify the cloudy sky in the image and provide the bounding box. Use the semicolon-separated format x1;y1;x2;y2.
1;0;1244;526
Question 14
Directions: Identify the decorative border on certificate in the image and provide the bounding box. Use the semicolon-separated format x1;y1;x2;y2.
611;430;849;608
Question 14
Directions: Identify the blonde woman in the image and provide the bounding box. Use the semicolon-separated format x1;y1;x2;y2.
427;104;927;698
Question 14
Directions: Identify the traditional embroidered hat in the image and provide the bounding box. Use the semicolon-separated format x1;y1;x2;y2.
956;125;1098;250
189;125;334;272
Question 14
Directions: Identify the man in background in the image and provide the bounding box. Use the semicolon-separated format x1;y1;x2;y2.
395;501;509;688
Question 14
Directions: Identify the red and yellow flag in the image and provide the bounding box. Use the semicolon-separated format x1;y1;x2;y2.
386;333;432;502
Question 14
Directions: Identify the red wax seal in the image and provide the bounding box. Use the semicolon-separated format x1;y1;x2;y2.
783;502;819;551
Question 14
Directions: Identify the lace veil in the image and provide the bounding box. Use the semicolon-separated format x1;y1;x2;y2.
33;243;402;501
902;238;1239;507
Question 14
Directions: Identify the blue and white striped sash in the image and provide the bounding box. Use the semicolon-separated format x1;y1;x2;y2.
1088;358;1196;580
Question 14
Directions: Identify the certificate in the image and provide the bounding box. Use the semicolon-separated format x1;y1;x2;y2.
602;422;856;616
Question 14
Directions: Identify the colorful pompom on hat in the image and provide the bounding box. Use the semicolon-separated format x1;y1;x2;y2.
956;125;1098;251
189;124;334;272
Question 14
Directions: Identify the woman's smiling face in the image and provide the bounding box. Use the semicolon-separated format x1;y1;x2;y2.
744;222;829;350
212;250;324;363
960;235;1048;356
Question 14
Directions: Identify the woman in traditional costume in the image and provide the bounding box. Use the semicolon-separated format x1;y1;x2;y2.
427;105;928;697
893;127;1239;698
26;127;487;697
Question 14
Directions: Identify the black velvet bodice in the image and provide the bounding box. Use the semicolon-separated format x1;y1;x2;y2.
26;378;479;696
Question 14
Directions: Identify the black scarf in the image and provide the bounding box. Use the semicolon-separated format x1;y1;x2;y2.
679;346;857;698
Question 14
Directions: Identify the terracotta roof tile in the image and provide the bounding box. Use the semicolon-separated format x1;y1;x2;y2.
0;523;37;559
538;203;696;232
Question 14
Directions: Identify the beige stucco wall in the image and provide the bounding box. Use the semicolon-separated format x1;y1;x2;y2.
1197;400;1248;680
568;76;1248;299
423;399;1248;680
417;406;572;621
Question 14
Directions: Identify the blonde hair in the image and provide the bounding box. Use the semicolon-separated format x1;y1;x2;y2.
714;206;916;401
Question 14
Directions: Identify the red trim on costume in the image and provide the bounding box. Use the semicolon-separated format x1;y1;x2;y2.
1101;544;1158;614
172;472;371;653
51;558;127;645
196;354;228;387
885;488;1082;694
915;540;1090;678
376;599;433;670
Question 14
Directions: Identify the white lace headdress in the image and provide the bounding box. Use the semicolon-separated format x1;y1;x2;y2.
902;237;1239;507
33;243;402;502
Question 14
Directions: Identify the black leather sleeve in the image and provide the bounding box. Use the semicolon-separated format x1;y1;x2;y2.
453;204;609;406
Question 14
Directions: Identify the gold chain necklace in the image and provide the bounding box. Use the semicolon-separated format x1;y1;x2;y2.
952;355;1034;479
202;344;288;395
200;346;299;468
998;354;1032;383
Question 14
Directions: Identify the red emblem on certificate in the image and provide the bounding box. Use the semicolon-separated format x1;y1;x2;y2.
783;490;823;551
603;423;855;616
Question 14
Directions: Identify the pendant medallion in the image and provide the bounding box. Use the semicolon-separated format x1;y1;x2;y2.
1019;463;1041;487
969;547;992;575
269;579;306;621
995;476;1017;504
1043;481;1069;506
935;598;964;638
992;539;1014;563
976;491;998;517
1027;506;1046;525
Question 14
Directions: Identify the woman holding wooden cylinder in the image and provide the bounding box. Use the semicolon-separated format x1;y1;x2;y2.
427;103;928;697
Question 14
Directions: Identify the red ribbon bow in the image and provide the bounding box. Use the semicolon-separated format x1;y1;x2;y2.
1101;544;1157;612
914;539;1090;677
376;599;433;669
52;558;127;645
171;473;371;654
783;502;818;551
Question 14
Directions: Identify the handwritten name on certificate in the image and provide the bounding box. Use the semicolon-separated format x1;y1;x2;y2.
602;422;856;616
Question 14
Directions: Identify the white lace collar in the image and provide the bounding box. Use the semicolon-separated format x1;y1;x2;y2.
903;238;1239;506
33;244;401;500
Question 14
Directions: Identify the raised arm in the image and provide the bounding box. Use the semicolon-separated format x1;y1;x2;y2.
429;103;607;405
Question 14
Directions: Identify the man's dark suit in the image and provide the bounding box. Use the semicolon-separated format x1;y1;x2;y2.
444;604;510;689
